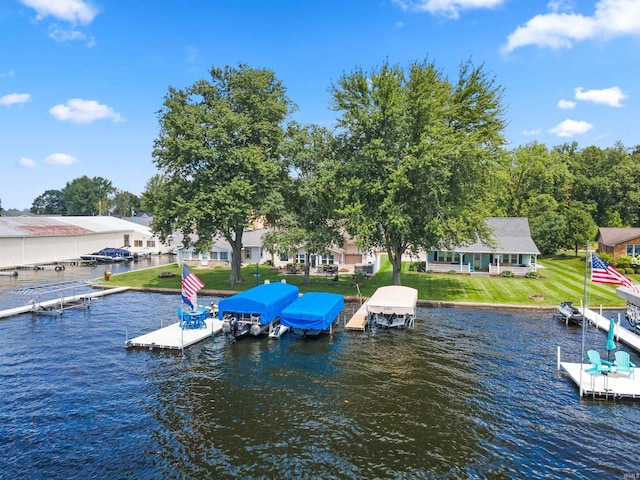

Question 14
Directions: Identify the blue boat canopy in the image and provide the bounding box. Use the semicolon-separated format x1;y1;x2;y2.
280;292;344;331
217;282;300;325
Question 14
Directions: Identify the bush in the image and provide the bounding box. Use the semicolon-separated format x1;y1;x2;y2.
448;270;457;275
626;268;635;275
616;254;633;269
525;271;539;279
500;270;514;278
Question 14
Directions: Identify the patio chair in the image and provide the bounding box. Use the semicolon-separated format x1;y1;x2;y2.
585;349;613;376
614;351;636;379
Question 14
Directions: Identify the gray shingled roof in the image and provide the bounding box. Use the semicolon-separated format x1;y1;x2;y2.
597;228;640;246
454;217;540;254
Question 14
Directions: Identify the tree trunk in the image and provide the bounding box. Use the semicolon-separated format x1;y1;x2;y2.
388;246;403;285
303;252;311;285
229;228;244;284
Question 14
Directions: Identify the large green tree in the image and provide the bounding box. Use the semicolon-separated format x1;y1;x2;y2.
31;189;65;215
111;190;140;217
330;59;507;284
62;176;114;215
152;64;293;284
276;123;344;284
140;174;167;215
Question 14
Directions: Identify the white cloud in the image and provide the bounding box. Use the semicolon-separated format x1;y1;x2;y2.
19;157;37;168
558;99;576;109
19;0;98;24
392;0;505;18
49;98;124;123
0;93;31;106
549;119;593;137
0;70;15;78
574;86;627;107
523;128;543;136
502;0;640;53
49;26;85;42
45;153;78;166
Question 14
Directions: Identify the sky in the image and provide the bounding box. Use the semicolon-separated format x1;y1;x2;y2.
2;0;640;210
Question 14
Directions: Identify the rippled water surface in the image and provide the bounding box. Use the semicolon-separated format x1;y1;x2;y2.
1;265;640;479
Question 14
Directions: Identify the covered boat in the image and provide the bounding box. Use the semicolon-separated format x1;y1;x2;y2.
218;282;299;341
80;247;133;263
367;285;418;328
280;292;344;337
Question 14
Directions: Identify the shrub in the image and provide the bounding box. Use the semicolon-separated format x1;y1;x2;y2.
625;268;635;275
448;270;457;275
616;254;633;269
500;270;514;278
525;271;539;279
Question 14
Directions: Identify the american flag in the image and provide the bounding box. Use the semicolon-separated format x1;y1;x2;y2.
182;264;205;308
591;252;639;292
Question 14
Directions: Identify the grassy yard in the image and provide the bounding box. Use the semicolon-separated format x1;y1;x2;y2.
104;252;632;307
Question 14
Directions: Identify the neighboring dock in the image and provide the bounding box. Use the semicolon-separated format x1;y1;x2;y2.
0;285;129;319
125;318;223;350
582;306;640;354
345;302;368;331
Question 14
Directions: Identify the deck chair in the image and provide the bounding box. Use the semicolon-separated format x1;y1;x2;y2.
614;351;636;379
585;349;613;376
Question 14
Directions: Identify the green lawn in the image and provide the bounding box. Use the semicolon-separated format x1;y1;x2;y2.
104;252;631;307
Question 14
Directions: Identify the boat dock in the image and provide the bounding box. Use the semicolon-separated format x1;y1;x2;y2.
125;318;223;350
345;302;368;331
0;285;129;319
560;361;640;399
560;307;640;399
582;306;640;354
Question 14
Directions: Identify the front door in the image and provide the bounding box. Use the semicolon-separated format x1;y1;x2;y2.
473;253;482;270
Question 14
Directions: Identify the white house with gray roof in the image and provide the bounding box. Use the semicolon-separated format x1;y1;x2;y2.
425;217;540;275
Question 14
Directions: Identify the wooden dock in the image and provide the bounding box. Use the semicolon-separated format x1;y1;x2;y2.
561;361;640;399
582;306;640;354
0;286;129;319
125;318;223;350
345;303;369;331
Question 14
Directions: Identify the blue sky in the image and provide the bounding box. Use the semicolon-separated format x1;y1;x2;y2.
2;0;640;210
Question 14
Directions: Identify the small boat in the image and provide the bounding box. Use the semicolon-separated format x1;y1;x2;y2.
218;282;300;342
367;285;418;329
80;247;133;263
555;301;583;325
279;292;344;337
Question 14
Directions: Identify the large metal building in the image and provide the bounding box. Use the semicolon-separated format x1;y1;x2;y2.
0;216;168;268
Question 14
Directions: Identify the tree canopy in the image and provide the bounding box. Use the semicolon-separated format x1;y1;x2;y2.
152;64;294;283
330;58;507;284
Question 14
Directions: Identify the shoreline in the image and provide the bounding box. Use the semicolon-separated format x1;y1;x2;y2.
97;285;625;312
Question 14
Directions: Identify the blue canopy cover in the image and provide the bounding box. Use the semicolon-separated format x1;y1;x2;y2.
217;282;300;325
280;292;344;331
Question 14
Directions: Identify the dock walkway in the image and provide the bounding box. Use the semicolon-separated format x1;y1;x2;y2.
582;306;640;354
126;318;223;350
345;302;368;331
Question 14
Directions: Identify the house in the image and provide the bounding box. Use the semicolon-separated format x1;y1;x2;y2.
596;228;640;261
175;227;377;273
425;217;540;275
0;216;168;268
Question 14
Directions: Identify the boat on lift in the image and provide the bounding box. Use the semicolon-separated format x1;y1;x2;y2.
366;285;418;329
218;282;299;342
279;292;344;337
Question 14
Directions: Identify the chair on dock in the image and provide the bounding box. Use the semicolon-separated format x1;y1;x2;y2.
585;350;613;376
614;351;636;379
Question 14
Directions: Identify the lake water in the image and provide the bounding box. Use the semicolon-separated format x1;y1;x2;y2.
1;262;640;479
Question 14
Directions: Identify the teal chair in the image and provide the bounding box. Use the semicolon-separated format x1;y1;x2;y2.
614;351;636;379
585;349;613;376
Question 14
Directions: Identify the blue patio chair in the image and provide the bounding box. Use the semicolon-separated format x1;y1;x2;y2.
585;349;613;376
614;351;636;379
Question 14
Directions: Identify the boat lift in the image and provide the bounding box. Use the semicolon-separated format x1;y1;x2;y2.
10;280;98;315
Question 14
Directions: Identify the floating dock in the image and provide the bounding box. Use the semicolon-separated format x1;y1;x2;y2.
125;318;223;350
0;286;129;319
561;361;640;399
345;302;369;331
581;306;640;354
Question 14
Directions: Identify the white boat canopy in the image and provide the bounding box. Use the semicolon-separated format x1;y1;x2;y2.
366;286;418;316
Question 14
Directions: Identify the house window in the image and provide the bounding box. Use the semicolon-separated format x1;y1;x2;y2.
211;252;218;260
123;234;130;247
320;254;335;264
280;253;289;261
244;248;252;260
220;252;229;261
627;244;640;256
296;254;306;263
146;240;155;248
134;240;143;247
